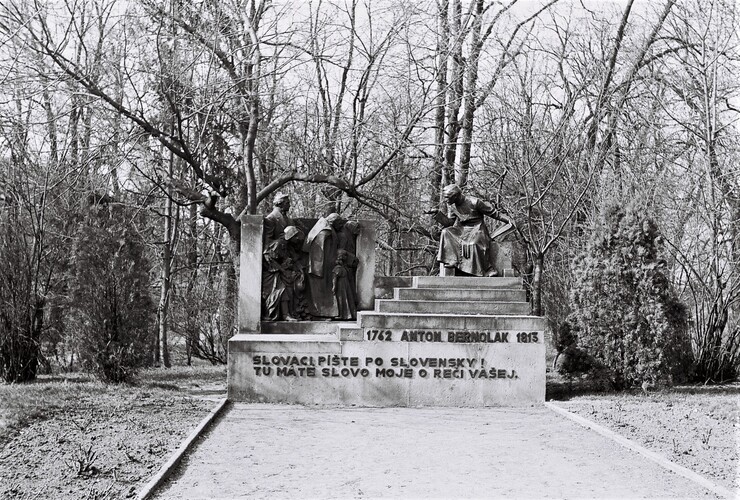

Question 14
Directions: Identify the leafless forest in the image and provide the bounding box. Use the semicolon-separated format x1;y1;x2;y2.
0;0;737;383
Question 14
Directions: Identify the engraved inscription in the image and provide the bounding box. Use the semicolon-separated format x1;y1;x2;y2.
251;354;518;381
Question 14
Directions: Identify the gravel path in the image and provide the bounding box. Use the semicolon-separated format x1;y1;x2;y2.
154;404;723;499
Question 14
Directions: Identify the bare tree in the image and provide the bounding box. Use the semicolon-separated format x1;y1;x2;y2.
656;0;740;382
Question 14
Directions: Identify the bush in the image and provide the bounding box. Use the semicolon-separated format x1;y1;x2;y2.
169;258;233;365
552;321;588;374
68;214;154;382
569;203;692;389
552;321;577;358
0;209;43;382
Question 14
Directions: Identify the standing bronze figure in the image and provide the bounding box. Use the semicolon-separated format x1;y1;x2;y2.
263;192;293;243
303;213;343;318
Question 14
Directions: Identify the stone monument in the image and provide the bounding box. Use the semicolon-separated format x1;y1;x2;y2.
228;193;544;407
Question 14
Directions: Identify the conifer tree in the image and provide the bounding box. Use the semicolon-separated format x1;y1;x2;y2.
570;204;691;389
69;208;154;382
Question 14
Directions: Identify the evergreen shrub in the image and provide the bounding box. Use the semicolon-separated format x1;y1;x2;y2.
69;214;154;382
569;204;692;389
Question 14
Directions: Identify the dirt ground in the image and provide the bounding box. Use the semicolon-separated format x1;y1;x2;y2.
553;385;739;493
0;366;225;500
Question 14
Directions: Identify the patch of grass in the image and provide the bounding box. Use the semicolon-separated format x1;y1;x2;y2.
671;384;740;395
0;366;219;500
135;364;226;386
547;367;740;401
546;371;611;400
0;379;111;448
0;364;225;450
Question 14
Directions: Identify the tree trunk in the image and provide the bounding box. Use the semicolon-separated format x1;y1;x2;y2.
225;237;240;338
431;0;449;206
456;0;484;188
531;253;544;316
157;157;173;369
387;220;397;275
443;0;463;184
185;201;198;366
157;243;172;368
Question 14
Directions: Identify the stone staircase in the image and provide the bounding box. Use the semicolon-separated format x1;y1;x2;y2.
349;276;540;338
373;276;529;314
261;276;540;341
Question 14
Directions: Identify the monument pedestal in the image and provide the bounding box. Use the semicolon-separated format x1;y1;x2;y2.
228;276;545;407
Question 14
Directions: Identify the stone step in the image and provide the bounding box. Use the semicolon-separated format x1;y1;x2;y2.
261;321;357;335
229;333;341;354
358;312;546;331
374;276;414;299
338;326;363;341
375;299;530;315
412;276;522;289
394;287;526;302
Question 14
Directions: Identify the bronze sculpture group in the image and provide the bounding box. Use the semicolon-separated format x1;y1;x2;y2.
260;184;510;322
261;194;359;322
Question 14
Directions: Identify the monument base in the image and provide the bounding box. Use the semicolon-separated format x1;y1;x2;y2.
228;277;545;407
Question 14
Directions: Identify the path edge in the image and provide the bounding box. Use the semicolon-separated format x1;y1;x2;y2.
136;397;229;500
545;401;736;499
